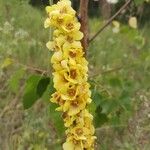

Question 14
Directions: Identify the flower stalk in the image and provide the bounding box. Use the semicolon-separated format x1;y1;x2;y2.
44;0;96;149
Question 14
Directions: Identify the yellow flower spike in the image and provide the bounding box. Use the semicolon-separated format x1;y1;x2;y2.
51;51;63;63
44;0;96;149
46;41;54;50
44;18;51;28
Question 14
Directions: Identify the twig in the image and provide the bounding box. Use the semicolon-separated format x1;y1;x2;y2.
96;125;127;132
90;66;122;78
101;66;122;74
89;0;132;43
16;62;48;76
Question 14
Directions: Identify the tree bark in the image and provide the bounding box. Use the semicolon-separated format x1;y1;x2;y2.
79;0;89;54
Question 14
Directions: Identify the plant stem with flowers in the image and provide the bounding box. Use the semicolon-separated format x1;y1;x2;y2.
44;0;96;149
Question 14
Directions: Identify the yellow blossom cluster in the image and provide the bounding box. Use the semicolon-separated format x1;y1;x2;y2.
44;0;96;149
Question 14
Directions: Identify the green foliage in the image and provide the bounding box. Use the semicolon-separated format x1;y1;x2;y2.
37;77;50;97
23;75;41;109
23;75;50;109
49;103;65;137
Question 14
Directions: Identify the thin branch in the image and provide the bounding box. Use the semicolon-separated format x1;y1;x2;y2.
89;0;132;43
90;66;122;78
16;62;48;76
96;125;127;132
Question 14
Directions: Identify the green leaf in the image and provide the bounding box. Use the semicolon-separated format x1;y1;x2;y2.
36;77;50;97
94;113;108;127
49;103;65;137
92;90;103;106
109;115;120;126
119;90;131;111
23;75;41;109
41;78;55;102
101;99;118;114
109;77;122;87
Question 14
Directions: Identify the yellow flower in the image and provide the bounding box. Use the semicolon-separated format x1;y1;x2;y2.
82;135;96;149
50;92;65;105
76;110;95;136
63;141;74;150
63;140;83;150
47;35;65;51
70;125;92;140
51;51;63;63
62;19;81;33
44;18;51;28
63;96;87;116
53;71;69;93
61;84;78;100
63;41;84;62
57;0;75;15
62;112;76;127
45;4;58;14
63;64;87;84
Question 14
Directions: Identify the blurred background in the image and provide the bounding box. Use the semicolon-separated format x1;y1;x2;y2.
0;0;150;149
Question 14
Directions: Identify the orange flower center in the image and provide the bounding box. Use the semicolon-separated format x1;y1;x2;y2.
66;23;74;30
66;36;73;43
60;6;67;13
57;18;64;25
76;128;83;136
69;51;76;58
68;88;76;97
70;69;77;79
71;100;79;107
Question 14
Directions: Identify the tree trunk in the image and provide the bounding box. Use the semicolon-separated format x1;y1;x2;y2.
79;0;89;54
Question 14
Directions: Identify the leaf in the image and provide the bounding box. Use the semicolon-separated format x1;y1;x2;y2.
36;77;50;97
42;78;55;102
109;77;122;87
128;17;137;29
49;103;65;137
23;75;41;109
109;115;120;126
94;113;108;127
119;90;131;111
92;90;103;106
101;99;118;114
